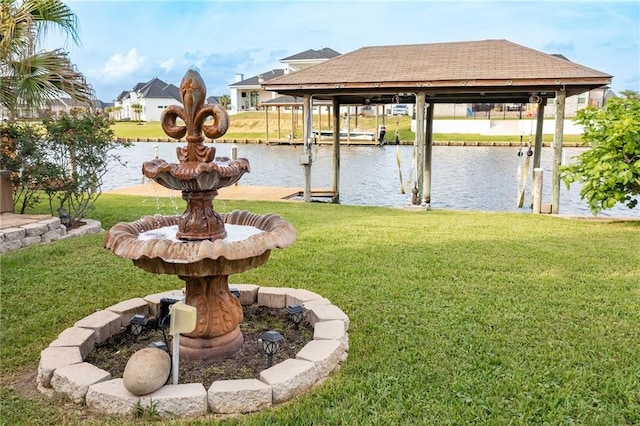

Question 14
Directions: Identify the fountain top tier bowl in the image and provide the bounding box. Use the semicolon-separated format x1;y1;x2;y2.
139;68;251;241
142;67;250;192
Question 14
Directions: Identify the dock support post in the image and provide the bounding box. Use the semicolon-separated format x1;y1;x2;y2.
551;88;566;214
414;92;426;205
423;95;433;207
533;102;545;169
332;98;340;203
532;168;543;214
264;108;269;143
303;95;312;202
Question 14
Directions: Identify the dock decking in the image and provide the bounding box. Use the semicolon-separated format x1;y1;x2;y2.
0;183;331;231
104;182;336;202
105;182;299;201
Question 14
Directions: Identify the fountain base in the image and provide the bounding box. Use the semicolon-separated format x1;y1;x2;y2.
174;275;245;360
179;326;244;360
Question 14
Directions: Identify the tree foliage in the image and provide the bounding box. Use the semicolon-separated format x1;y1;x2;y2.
218;95;231;109
0;121;51;213
0;111;131;227
0;0;94;117
619;90;639;100
131;103;143;122
561;95;640;215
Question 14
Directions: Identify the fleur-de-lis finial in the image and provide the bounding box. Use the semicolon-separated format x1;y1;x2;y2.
160;68;229;163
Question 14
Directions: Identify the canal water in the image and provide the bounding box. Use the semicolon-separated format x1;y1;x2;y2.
105;142;638;218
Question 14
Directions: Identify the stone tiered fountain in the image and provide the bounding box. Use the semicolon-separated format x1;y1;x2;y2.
104;68;296;360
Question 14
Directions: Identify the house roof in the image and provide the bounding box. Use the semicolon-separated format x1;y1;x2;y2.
280;47;341;62
115;90;128;102
117;78;181;102
136;77;181;100
259;95;332;106
230;48;340;88
48;98;110;110
230;69;285;87
262;39;612;105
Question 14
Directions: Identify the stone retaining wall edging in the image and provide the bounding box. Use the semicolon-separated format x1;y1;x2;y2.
37;285;349;419
0;218;103;253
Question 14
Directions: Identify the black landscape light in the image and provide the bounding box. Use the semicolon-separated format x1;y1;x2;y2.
57;207;71;228
147;341;169;352
259;330;284;368
129;314;148;335
286;304;305;327
230;288;241;298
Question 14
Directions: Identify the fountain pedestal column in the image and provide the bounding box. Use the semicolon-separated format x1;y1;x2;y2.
178;275;244;360
177;189;226;241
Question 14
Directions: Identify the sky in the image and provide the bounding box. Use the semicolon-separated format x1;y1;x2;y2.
42;0;640;103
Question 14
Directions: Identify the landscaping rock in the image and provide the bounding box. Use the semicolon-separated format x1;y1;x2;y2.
122;348;170;396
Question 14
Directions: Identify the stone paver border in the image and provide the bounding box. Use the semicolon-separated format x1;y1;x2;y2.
0;217;102;253
38;285;349;419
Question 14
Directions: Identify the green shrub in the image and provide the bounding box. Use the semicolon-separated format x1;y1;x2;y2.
1;111;132;227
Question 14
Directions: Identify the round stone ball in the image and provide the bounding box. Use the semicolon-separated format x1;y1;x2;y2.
123;347;171;396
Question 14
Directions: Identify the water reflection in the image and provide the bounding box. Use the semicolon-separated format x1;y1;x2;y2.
106;142;638;218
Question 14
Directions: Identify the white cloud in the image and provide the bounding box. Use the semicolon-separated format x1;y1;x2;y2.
100;48;147;80
159;57;176;73
57;1;638;100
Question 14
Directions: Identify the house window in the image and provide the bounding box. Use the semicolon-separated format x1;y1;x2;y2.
250;91;260;109
577;96;586;105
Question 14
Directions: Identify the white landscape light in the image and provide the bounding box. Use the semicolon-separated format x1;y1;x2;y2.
169;302;197;385
259;330;284;368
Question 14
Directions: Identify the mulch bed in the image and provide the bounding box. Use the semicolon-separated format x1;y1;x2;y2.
85;305;313;388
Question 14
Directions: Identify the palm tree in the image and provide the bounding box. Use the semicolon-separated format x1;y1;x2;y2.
0;0;94;119
219;94;231;109
131;103;143;123
619;89;639;100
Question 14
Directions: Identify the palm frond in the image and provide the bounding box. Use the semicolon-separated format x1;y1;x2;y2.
1;1;90;117
28;0;81;47
3;49;94;113
0;1;36;59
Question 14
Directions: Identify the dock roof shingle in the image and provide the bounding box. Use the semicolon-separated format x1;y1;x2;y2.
263;39;612;104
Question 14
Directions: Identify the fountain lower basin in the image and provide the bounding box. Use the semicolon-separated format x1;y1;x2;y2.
104;210;296;359
105;210;296;277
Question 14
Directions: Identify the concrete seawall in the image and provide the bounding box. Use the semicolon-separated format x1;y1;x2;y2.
116;138;584;148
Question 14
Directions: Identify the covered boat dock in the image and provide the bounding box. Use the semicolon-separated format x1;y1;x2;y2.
262;39;612;213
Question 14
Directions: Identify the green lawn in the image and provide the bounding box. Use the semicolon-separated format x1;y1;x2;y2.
1;197;638;425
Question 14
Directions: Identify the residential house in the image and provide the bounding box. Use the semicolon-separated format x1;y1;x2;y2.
229;48;341;114
439;86;614;119
46;98;111;116
113;77;181;122
0;98;110;120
